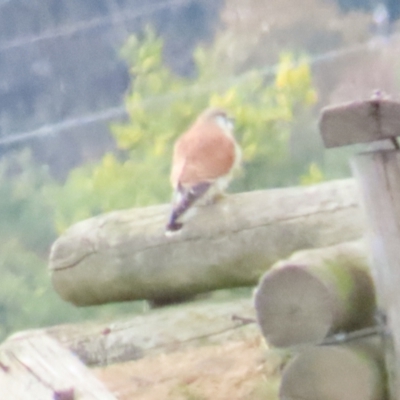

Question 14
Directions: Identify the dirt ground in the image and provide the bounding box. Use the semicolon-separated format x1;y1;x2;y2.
94;335;283;400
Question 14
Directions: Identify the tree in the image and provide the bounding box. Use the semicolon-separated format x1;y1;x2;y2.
48;27;318;231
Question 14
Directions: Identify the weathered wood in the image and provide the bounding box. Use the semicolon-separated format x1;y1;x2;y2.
320;99;400;148
352;150;400;397
49;179;365;306
33;298;257;367
280;339;386;400
0;332;116;399
319;97;400;399
254;240;376;347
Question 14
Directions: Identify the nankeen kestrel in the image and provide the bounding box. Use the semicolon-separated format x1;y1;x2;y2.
166;107;241;233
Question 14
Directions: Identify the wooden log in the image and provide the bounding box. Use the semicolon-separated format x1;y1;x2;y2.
31;298;257;367
0;332;116;399
254;240;376;348
279;339;386;400
49;179;365;306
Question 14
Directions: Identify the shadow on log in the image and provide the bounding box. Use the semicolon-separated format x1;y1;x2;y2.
49;179;365;306
254;240;376;347
280;339;386;400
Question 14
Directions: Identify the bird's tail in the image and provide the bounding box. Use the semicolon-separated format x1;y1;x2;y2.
166;182;211;233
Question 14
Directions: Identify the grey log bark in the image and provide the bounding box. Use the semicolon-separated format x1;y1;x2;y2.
27;298;257;367
254;240;376;347
49;179;365;306
0;332;116;399
280;339;386;400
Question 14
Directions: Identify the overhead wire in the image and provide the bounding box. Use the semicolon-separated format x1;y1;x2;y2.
0;0;190;52
0;32;398;148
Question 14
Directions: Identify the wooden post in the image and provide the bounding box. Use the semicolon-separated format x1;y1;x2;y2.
320;98;400;398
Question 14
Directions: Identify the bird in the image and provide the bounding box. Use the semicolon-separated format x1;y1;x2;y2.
166;107;241;234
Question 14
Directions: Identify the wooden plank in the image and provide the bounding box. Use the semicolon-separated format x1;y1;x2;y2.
320;99;400;148
0;332;116;399
49;179;365;306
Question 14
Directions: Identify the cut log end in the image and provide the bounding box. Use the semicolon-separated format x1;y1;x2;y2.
280;344;385;400
254;264;334;347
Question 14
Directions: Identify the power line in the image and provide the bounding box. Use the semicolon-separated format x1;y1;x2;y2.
0;34;398;148
0;0;190;53
0;106;126;147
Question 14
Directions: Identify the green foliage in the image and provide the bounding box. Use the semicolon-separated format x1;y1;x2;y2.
0;150;56;253
0;151;57;339
0;239;57;339
0;151;145;340
300;163;325;186
0;237;145;341
49;27;319;231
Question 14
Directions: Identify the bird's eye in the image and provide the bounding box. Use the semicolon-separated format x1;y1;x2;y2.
216;114;234;131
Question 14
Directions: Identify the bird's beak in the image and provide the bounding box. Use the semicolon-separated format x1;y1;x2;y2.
228;116;235;126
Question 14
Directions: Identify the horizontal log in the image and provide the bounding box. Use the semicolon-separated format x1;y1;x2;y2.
49;179;365;306
35;298;257;367
0;332;116;399
280;339;386;400
254;240;376;347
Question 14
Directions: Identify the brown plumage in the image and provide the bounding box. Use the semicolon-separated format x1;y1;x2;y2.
166;107;241;233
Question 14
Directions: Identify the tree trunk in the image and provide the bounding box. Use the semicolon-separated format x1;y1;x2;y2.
49;179;365;306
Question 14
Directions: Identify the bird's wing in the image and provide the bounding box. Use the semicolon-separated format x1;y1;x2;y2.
171;121;236;188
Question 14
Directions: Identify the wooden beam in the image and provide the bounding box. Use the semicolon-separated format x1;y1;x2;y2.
254;240;376;347
320;99;400;148
0;332;116;399
49;179;365;306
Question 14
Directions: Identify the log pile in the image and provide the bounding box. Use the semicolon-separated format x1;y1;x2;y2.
0;177;391;398
248;96;400;400
253;241;387;399
3;95;400;397
46;178;387;399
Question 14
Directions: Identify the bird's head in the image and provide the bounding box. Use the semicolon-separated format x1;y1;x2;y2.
198;107;235;133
